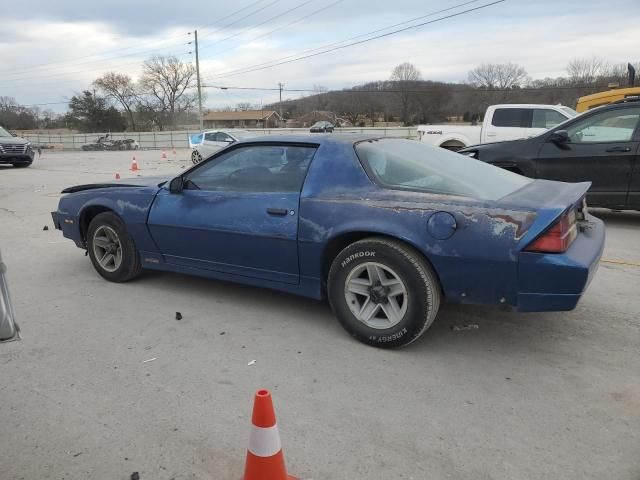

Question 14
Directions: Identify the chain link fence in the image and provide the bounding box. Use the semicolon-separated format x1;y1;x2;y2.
22;127;417;151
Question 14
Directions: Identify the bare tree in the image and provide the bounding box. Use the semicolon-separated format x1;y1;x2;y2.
139;56;197;128
94;72;138;131
468;62;528;89
236;102;253;111
566;57;608;85
389;62;422;125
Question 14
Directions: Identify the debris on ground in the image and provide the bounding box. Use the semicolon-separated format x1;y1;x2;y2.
42;225;49;231
175;312;182;320
247;360;256;366
131;472;140;480
219;331;226;335
143;357;157;363
73;452;83;457
451;324;479;331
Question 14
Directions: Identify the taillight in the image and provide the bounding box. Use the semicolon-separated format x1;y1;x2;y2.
525;209;578;253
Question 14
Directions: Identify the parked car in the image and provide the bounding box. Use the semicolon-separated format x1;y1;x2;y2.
189;130;258;164
52;135;604;348
0;126;34;168
418;104;577;151
459;97;640;211
310;121;335;133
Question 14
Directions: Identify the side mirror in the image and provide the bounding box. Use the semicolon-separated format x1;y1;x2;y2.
169;176;184;194
224;138;234;143
549;130;569;144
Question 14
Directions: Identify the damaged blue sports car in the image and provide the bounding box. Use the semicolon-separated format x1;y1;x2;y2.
52;135;605;348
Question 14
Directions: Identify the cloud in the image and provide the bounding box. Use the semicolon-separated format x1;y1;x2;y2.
1;0;637;111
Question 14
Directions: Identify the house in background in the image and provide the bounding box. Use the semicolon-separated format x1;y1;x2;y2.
202;110;282;129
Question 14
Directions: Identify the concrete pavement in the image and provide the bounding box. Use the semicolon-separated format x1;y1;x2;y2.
0;150;638;480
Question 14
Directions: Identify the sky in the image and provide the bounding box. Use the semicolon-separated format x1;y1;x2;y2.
1;0;638;113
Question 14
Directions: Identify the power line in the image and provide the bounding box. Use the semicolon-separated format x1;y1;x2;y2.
198;0;314;52
196;0;283;44
0;34;189;78
202;83;618;94
197;0;267;36
241;0;345;45
211;0;505;79
200;0;487;80
0;50;191;89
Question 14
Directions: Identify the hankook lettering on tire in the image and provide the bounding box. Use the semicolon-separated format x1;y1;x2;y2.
341;251;376;268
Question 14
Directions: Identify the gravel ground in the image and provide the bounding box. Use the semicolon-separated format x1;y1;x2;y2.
0;150;639;480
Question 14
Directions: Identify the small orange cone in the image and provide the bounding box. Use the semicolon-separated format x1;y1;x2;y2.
243;390;298;480
161;150;167;159
130;159;139;171
115;173;121;180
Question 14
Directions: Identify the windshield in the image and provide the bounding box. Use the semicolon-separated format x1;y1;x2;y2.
560;106;578;117
0;126;12;137
355;138;531;201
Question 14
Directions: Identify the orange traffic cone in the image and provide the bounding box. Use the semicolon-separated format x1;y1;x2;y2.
161;150;167;159
243;390;298;480
115;173;121;180
130;159;139;171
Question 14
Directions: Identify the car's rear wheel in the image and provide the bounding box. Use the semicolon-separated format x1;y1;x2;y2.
328;237;441;348
87;212;142;282
191;150;203;164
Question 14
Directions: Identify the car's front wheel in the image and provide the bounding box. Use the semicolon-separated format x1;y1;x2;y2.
87;212;142;282
191;150;203;164
328;237;441;348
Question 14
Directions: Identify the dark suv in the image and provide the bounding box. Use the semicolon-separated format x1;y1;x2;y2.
0;126;34;168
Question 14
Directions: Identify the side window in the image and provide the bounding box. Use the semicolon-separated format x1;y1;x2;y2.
185;145;316;192
532;109;567;129
215;132;233;142
204;132;217;141
491;108;529;128
566;108;640;143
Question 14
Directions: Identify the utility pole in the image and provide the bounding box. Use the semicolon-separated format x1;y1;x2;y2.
278;82;284;127
194;30;203;131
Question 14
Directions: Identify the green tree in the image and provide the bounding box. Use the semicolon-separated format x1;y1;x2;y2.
66;91;126;132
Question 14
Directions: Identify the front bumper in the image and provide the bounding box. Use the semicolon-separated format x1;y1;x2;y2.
0;151;34;164
516;214;605;312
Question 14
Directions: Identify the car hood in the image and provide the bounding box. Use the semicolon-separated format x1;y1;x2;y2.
61;175;171;194
0;136;28;145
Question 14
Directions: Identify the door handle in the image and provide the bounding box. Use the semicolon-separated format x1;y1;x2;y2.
266;208;288;216
605;146;631;152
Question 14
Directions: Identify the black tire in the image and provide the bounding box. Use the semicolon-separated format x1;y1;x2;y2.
87;212;142;282
191;150;202;164
328;237;441;348
12;163;31;168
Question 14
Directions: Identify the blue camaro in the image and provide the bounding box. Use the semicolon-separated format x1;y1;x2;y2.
52;135;605;348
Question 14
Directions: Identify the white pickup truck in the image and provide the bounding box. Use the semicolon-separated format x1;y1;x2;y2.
417;104;578;150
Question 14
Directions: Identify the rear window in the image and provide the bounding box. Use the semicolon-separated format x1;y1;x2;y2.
491;108;529;128
355;139;531;201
